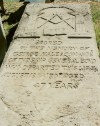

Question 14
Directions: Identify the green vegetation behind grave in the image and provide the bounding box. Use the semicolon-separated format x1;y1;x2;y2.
2;2;100;55
91;2;100;55
2;2;23;35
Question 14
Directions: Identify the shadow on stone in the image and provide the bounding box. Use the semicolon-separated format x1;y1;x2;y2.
6;2;29;49
7;2;28;25
45;0;54;3
6;24;18;48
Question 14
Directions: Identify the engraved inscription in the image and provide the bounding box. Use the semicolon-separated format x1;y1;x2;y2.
1;38;98;89
0;4;100;126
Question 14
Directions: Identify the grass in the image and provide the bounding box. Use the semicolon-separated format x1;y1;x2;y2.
1;2;100;54
91;2;100;54
2;2;23;37
2;2;27;47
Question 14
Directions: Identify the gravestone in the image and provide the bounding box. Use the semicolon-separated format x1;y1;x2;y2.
0;15;6;65
0;3;100;126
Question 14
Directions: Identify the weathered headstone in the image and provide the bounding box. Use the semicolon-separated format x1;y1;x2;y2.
0;3;100;126
0;15;6;65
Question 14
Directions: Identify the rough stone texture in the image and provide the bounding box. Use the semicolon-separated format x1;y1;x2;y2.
15;3;94;38
0;16;6;64
0;3;100;126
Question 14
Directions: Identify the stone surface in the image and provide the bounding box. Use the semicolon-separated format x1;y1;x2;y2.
15;3;94;38
0;3;100;126
0;16;6;64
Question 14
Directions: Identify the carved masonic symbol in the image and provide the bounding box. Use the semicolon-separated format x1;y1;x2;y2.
33;6;89;36
37;13;75;30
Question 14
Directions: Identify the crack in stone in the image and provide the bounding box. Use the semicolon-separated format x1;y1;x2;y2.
0;95;19;115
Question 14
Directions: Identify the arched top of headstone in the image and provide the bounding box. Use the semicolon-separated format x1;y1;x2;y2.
15;3;94;39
